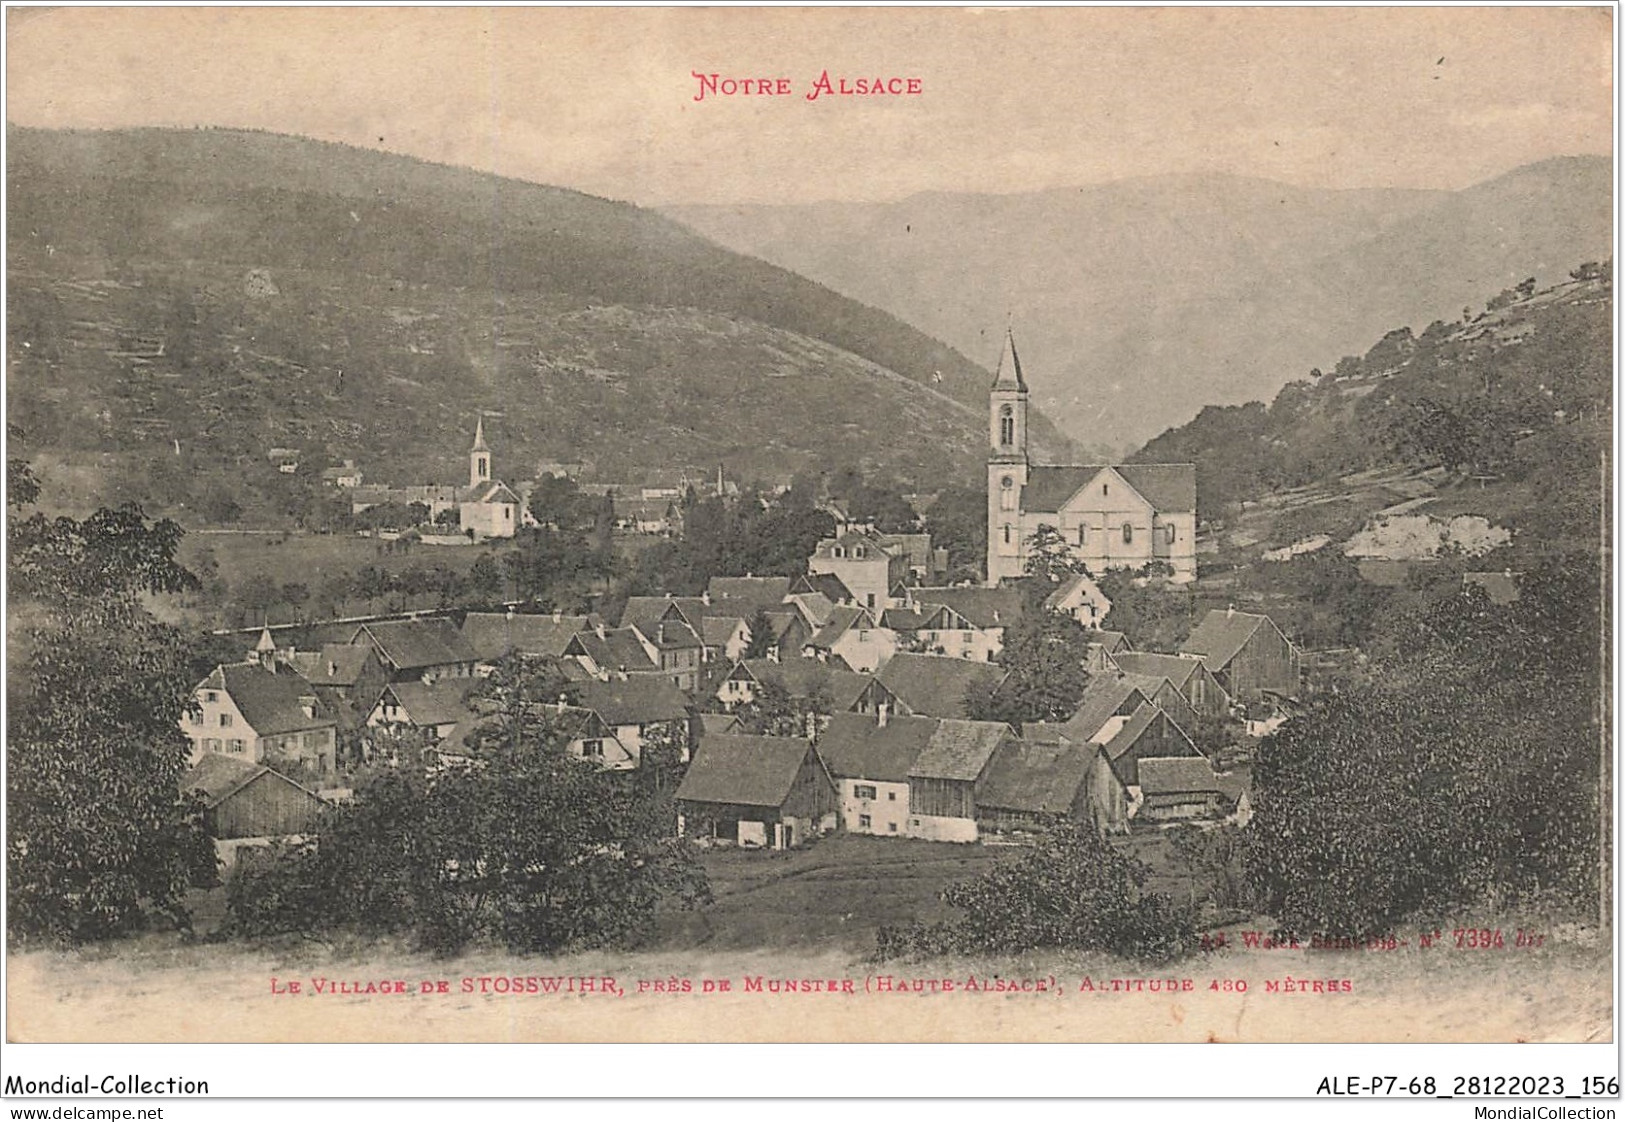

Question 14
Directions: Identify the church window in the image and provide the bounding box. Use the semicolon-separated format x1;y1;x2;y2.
1166;524;1176;544
1122;523;1134;545
1002;524;1012;545
999;475;1017;511
1077;525;1086;546
1103;483;1109;496
999;405;1014;447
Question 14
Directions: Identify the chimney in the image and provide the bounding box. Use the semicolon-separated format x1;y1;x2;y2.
701;591;711;606
595;622;607;640
506;605;515;620
877;702;889;729
556;695;567;714
1227;604;1235;619
299;695;318;720
326;660;338;678
552;608;562;623
805;711;818;743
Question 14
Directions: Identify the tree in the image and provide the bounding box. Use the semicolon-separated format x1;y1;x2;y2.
733;679;827;738
8;474;214;944
742;608;776;660
965;611;1093;727
1246;560;1601;935
923;486;987;582
230;657;710;953
468;554;503;604
877;821;1196;963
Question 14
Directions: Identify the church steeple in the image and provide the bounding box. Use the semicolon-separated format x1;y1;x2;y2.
469;417;492;488
989;328;1029;460
990;327;1027;392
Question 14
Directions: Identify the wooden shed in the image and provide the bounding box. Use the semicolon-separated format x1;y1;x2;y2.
182;754;330;841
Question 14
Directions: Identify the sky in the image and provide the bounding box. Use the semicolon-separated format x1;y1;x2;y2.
4;6;1614;206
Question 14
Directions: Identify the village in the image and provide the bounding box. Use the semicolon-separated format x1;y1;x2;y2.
180;332;1299;875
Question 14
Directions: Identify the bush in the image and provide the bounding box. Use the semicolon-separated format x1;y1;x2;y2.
875;821;1197;964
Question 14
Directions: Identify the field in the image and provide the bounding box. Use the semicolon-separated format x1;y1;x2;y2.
649;834;1006;953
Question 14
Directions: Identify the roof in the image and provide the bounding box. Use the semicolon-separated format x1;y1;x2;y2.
875;654;1006;719
908;587;1024;629
1111;652;1204;689
382;680;475;727
460;612;587;661
1085;629;1131;653
808;606;875;649
567;627;657;673
1043;572;1107;611
1022;464;1196;514
575;677;690;726
1056;674;1151;743
1138;756;1220;796
877;533;934;570
784;591;837;628
790;572;854;604
816;713;937;782
909;719;1009;782
676;735;817;807
355;618;480;672
702;616;747;647
640;618;703;651
760;611;801;642
977;741;1095;814
1180;609;1279;671
880;608;931;632
699;712;743;736
470;417;490;452
201;663;335;736
1099;703;1163;761
181;754;272;804
739;658;874;712
460;481;519;505
991;328;1028;391
619;596;701;633
288;643;374;688
707;576;793;611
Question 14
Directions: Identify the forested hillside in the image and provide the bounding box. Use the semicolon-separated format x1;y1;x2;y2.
7;126;1068;515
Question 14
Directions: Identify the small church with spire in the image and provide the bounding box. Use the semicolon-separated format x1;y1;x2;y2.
986;329;1197;587
457;417;520;539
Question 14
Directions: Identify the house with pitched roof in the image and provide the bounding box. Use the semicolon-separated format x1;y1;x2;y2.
1095;703;1204;790
875;653;1007;720
351;618;480;684
367;679;477;742
804;605;897;673
893;585;1024;662
716;658;890;716
460;611;589;665
1026;672;1153;746
676;734;838;849
286;641;388;733
816;711;936;836
1138;756;1224;822
986;329;1196;585
807;529;910;614
976;740;1118;834
1110;651;1230;719
788;571;855;607
570;677;694;767
183;662;339;778
181;754;331;866
564;624;660;679
1180;608;1300;704
707;575;795;613
1042;571;1114;628
906;718;1015;842
1083;629;1133;673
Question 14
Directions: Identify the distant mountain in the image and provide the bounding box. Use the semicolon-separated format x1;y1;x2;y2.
665;157;1611;451
6;126;1071;516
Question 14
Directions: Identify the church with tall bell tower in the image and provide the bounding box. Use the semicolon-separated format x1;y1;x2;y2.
985;330;1198;587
